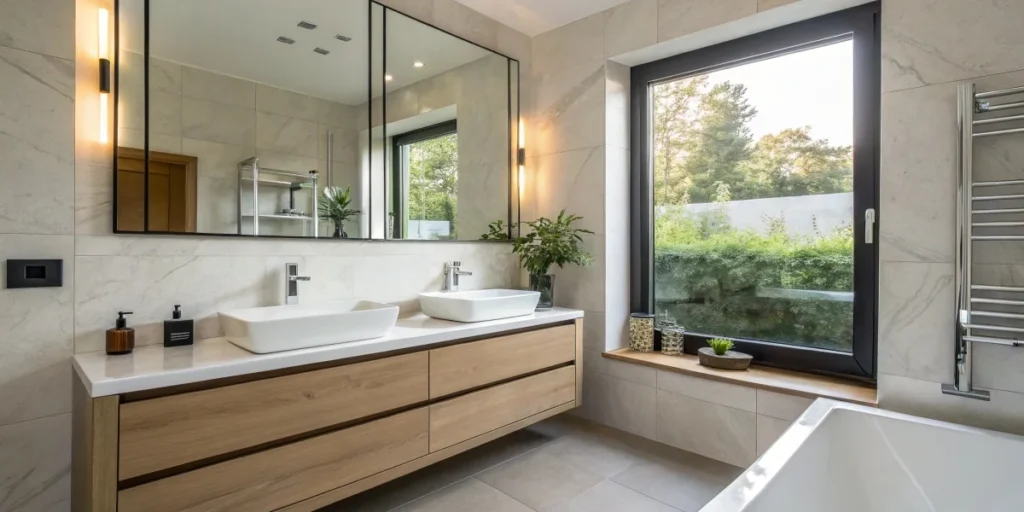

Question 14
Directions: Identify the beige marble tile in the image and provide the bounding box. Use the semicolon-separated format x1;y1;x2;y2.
533;13;605;76
0;0;74;60
755;414;791;457
878;373;1024;436
496;22;531;63
0;235;73;426
879;85;955;264
0;413;70;510
432;0;498;51
74;255;271;352
611;449;742;511
881;0;1024;93
605;0;658;58
655;389;757;467
531;60;606;157
588;349;658;387
256;84;318;122
550;234;605;312
181;65;256;108
318;125;360;163
256;112;319;158
578;372;657;439
117;128;182;153
0;46;74;235
605;62;630;151
755;390;813;422
658;0;757;42
552;480;679;512
149;56;182;94
532;147;605;235
657;371;757;412
477;451;603;511
757;0;797;11
149;90;182;136
582;312;606;352
392;478;532;512
878;262;954;382
75;160;112;235
184;138;255;180
182;97;255;147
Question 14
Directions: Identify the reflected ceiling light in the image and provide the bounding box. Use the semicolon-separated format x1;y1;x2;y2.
385;74;393;82
276;36;295;44
335;34;352;42
298;21;317;30
98;7;110;145
413;61;424;68
313;47;330;55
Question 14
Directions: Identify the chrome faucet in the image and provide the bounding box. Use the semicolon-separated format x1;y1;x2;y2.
443;261;473;292
285;263;311;305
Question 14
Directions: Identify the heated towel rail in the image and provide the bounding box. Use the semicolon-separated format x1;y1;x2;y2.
944;83;1024;401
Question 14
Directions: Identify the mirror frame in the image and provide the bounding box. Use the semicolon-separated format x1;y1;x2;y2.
111;0;521;242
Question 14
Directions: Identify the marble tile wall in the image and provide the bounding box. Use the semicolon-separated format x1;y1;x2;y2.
0;1;529;509
877;0;1024;435
115;52;365;238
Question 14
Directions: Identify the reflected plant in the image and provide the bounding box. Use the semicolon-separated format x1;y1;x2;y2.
479;219;513;241
318;186;361;228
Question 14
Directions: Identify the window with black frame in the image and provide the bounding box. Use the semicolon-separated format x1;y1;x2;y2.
630;3;880;378
391;121;459;240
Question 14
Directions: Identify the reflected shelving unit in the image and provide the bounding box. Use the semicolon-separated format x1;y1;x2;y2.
237;157;319;237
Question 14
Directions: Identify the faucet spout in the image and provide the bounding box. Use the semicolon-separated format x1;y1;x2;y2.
443;261;472;292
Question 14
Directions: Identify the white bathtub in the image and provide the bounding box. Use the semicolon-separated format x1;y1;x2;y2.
702;398;1024;512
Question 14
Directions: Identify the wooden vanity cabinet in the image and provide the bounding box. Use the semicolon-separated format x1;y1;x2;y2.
72;318;583;512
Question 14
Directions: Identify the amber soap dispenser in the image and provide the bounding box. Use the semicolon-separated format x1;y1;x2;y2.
106;311;135;355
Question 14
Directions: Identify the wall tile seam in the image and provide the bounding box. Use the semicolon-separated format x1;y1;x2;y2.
0;42;75;64
655;381;757;416
882;65;1024;96
878;372;1024;397
0;410;71;430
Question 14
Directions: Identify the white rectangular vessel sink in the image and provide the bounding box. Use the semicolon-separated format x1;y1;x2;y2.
419;289;540;323
219;300;399;354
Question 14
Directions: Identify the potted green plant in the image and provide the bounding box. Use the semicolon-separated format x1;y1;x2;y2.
698;338;753;370
318;186;360;238
512;210;593;310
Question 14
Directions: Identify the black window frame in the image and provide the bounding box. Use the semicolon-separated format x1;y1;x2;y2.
389;119;458;239
629;3;880;380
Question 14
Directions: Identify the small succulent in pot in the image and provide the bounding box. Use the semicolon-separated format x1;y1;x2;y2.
698;337;752;371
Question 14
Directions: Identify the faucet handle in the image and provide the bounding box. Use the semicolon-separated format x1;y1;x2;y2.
452;260;462;267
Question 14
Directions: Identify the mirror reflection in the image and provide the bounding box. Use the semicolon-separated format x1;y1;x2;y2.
117;0;369;238
382;10;513;241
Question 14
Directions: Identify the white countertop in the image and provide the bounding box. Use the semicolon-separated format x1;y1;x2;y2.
73;308;584;397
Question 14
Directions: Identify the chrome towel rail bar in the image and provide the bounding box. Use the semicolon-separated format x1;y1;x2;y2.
946;82;1024;400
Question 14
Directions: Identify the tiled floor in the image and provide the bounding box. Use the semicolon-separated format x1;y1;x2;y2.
322;415;745;512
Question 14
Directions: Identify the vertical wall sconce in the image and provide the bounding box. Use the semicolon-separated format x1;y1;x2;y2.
517;120;526;197
98;7;111;144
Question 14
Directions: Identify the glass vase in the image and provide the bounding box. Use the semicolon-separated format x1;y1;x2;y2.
661;326;685;356
530;274;554;310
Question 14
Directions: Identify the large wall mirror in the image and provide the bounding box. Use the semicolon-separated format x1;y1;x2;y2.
114;0;519;241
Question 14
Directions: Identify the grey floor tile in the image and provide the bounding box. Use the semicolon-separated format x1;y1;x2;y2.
321;428;557;511
477;450;605;512
537;430;643;478
610;453;742;512
390;478;533;512
551;480;680;512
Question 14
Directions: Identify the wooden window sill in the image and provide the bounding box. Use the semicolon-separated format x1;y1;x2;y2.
603;349;877;407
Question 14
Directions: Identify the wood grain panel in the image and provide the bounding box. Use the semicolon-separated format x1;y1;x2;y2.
119;352;427;480
71;376;119;512
429;324;575;398
281;401;577;511
118;408;429;512
574;318;583;406
429;366;576;452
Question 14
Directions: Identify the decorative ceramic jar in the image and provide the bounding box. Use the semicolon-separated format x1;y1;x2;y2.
629;313;655;353
661;326;685;355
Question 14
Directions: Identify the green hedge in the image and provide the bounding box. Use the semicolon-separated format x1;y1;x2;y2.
654;231;854;351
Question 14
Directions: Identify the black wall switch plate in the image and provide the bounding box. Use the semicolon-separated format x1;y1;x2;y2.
6;260;63;289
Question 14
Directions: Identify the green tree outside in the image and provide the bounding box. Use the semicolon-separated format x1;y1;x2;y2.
406;133;458;239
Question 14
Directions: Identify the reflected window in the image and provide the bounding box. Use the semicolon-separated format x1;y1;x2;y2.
391;121;458;240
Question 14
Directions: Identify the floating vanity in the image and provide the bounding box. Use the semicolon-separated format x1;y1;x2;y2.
71;309;583;512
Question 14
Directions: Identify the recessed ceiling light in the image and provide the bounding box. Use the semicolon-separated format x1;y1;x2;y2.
298;21;317;30
276;36;295;44
413;61;424;68
385;74;393;82
313;47;330;55
335;34;352;42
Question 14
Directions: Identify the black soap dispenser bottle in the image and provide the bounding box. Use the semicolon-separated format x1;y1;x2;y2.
163;305;195;347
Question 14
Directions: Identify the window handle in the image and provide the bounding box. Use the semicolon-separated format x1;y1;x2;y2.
865;208;876;244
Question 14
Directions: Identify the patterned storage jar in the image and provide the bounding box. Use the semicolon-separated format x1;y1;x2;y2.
629;313;655;353
661;326;685;355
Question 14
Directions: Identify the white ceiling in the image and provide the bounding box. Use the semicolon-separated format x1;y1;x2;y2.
121;0;494;105
454;0;631;36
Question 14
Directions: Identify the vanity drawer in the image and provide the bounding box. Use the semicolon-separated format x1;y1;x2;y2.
429;365;576;451
429;324;576;398
118;408;429;512
118;352;428;480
